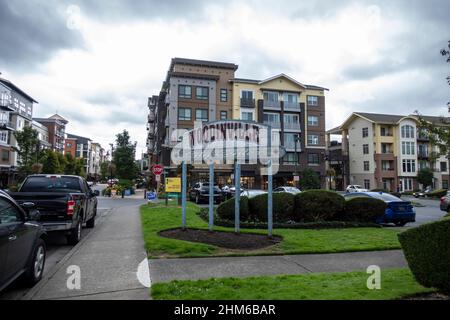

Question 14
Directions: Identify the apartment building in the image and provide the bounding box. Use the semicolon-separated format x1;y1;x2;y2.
32;120;52;151
0;77;37;187
65;133;104;178
34;114;68;154
147;58;328;189
329;112;450;192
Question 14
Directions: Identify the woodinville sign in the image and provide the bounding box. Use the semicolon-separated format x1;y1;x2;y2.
170;120;284;174
170;120;285;237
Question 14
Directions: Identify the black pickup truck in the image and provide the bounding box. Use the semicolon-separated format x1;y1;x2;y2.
9;175;99;245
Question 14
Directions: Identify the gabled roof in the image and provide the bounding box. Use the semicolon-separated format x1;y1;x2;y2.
67;133;91;142
259;73;307;89
230;74;329;91
354;112;406;124
0;77;38;103
49;114;68;124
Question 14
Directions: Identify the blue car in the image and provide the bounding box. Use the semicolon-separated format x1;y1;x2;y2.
344;192;416;226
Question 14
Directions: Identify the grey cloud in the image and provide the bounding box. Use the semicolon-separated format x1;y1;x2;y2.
0;0;84;70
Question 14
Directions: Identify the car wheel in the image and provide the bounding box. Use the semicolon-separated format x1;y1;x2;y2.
24;238;46;286
67;219;82;245
86;207;96;228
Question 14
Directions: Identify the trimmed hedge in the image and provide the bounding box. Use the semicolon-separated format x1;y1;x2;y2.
294;190;345;222
428;189;447;198
216;196;250;221
398;219;450;292
248;193;295;223
340;197;386;222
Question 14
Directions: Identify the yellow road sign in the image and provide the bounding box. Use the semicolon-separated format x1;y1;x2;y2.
165;178;181;193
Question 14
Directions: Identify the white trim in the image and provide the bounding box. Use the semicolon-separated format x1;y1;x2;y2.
258;73;307;89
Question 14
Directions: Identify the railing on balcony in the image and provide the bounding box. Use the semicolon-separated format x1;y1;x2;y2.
148;113;155;122
284;122;301;130
263;100;281;109
284;101;300;111
0;120;14;130
418;151;429;158
284;142;301;151
240;98;255;108
263;121;281;129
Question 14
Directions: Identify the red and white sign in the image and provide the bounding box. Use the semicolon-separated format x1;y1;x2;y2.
152;165;164;176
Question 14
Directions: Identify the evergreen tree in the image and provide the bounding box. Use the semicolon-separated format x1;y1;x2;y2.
41;150;60;174
113;130;138;180
299;168;321;190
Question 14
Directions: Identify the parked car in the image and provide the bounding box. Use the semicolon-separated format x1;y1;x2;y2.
274;186;301;194
9;175;99;245
221;185;244;200
439;190;450;212
346;185;369;193
240;190;267;199
0;190;47;292
344;191;416;226
413;186;433;198
189;182;223;204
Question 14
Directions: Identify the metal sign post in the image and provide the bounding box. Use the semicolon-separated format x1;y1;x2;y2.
209;163;214;231
267;126;273;237
181;161;187;230
234;162;241;234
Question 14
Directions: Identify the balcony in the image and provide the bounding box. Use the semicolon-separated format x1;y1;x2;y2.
284;122;301;131
240;98;255;108
0;120;14;131
263;121;281;129
263;100;281;110
418;151;429;159
284;142;301;151
0;98;14;111
284;101;300;111
148;113;155;122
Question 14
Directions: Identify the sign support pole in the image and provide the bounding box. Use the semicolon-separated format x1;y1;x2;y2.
234;162;241;234
181;161;187;230
209;163;214;231
268;126;273;237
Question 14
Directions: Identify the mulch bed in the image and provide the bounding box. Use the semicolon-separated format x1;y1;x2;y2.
159;228;282;250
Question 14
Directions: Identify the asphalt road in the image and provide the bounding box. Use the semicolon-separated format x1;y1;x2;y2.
402;196;446;227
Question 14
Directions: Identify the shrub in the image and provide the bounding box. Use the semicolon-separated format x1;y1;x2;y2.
398;219;450;292
293;190;345;222
428;189;447;198
216;196;250;222
340;197;386;222
248;193;295;223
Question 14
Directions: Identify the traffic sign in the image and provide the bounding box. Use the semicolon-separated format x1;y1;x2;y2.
165;178;181;193
155;174;161;182
147;192;157;202
152;164;164;175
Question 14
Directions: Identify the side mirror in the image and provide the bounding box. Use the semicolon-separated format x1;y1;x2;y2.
94;190;100;197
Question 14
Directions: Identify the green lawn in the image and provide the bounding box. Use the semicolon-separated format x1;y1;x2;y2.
151;268;433;300
140;202;402;258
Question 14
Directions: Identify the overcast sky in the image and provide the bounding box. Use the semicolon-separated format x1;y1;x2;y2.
0;0;449;156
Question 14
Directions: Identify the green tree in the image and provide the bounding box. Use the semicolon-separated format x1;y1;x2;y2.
12;125;39;175
417;168;434;188
100;161;110;180
41;150;60;174
74;158;86;177
299;168;321;190
113;130;138;180
57;152;67;174
64;153;76;174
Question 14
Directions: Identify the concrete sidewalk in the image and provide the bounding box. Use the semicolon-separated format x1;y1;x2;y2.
24;204;149;300
149;250;407;283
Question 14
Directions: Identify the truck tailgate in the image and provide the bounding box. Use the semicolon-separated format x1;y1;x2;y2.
9;192;71;222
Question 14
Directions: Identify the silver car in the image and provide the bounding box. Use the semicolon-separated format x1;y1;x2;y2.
241;190;268;198
274;186;302;194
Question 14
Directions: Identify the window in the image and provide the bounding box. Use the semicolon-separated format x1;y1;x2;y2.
283;153;298;164
242;112;253;121
179;85;192;99
443;180;449;189
178;108;192;121
402;159;416;173
220;89;228;102
364;161;370;171
401;125;415;139
0;131;7;144
241;90;253;100
307;134;319;145
362;127;369;138
284;133;299;149
283;93;298;103
220;111;228;120
441;161;448;172
402;142;416;155
308;153;320;165
0;198;21;224
363;144;369;154
307;96;319;106
264;113;280;124
285;114;300;128
196;86;209;100
364;180;371;190
307;116;319;126
66;143;72;148
1;150;9;162
263;91;279;102
401;178;413;191
195;109;208;122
